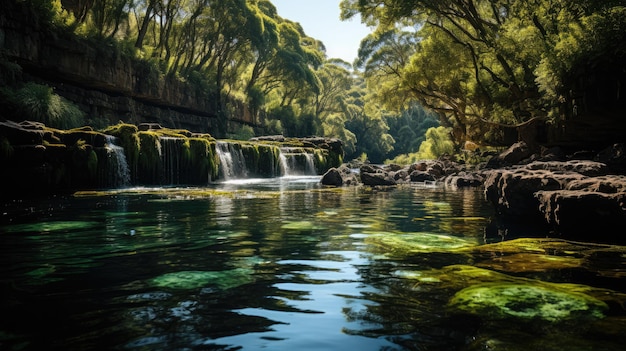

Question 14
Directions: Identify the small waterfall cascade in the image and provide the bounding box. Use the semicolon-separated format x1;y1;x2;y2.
159;136;185;185
279;147;317;176
104;135;131;187
216;141;249;179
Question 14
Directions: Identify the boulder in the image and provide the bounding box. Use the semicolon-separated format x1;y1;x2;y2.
486;141;533;168
361;171;397;186
484;161;626;241
535;175;626;237
320;165;358;186
320;167;344;186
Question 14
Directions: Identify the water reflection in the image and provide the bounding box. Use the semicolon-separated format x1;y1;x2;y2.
0;179;624;351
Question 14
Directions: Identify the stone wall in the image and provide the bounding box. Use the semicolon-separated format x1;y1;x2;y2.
0;2;254;134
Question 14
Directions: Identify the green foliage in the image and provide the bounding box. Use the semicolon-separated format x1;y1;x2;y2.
0;54;23;86
343;0;626;147
385;103;440;160
387;126;454;163
270;105;318;137
263;118;283;135
228;125;256;141
5;82;85;129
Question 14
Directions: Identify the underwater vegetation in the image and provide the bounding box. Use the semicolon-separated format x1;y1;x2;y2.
448;282;607;322
149;268;254;290
365;231;478;255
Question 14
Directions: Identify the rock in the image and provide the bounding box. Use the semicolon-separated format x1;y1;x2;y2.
525;160;609;176
535;175;626;237
484;161;626;241
486;141;533;168
320;165;358;186
360;171;397;186
484;165;585;219
0;120;45;145
321;167;344;186
595;143;626;174
410;170;436;182
249;135;286;142
443;171;485;188
138;123;163;131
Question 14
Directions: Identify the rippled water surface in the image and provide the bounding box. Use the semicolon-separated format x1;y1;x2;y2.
1;177;625;350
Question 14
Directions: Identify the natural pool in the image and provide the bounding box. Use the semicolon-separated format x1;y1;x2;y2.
1;176;625;350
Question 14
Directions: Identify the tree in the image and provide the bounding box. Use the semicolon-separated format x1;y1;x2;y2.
342;0;626;148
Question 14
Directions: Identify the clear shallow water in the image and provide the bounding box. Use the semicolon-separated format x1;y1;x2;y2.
1;177;625;351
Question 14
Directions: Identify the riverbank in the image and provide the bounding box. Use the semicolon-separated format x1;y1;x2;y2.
322;141;626;244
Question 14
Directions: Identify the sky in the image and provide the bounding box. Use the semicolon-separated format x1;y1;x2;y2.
271;0;372;64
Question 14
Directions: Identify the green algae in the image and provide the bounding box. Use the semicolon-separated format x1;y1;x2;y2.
365;231;477;254
468;238;626;275
281;221;325;231
1;220;101;233
449;283;608;322
395;264;622;324
476;252;584;272
149;268;253;290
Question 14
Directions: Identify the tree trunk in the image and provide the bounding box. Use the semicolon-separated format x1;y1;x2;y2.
135;0;156;49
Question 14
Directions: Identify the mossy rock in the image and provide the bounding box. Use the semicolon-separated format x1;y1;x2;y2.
469;238;626;275
101;123;140;175
366;232;477;254
59;129;107;148
448;283;608;322
281;220;325;231
137;131;162;183
149;268;253;290
475;252;584;273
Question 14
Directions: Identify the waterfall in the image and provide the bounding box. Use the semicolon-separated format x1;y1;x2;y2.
216;141;249;180
280;148;317;176
159;137;183;185
104;135;130;188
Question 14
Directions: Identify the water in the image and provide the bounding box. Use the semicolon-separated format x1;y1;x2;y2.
217;141;250;179
1;178;625;351
104;135;131;188
280;148;317;176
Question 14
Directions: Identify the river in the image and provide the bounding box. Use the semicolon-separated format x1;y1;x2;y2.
1;176;625;350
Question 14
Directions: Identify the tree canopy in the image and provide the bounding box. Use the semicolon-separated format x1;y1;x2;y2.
341;0;626;147
3;0;625;162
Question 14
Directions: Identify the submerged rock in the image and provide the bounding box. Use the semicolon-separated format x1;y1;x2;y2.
366;232;478;254
149;268;253;290
448;283;608;322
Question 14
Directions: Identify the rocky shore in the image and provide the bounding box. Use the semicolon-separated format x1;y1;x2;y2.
321;142;626;243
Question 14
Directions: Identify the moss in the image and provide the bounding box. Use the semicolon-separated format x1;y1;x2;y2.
188;137;215;183
149;268;253;290
87;149;98;179
476;253;584;273
137;131;162;184
60;129;106;147
396;265;623;321
281;221;325;231
102;123;140;179
257;144;282;177
448;283;608;322
365;231;477;255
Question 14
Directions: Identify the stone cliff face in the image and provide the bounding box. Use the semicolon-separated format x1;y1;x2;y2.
0;3;253;134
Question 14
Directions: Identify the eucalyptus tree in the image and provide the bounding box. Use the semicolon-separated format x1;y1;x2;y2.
341;0;626;147
266;20;324;108
384;103;439;160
